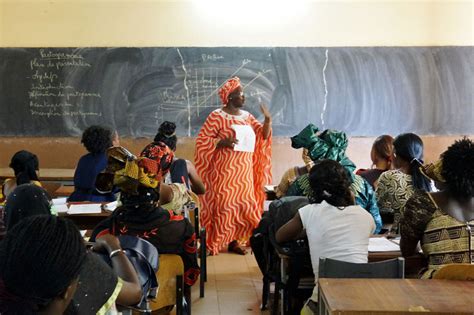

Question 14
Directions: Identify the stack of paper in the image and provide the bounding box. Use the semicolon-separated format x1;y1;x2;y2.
51;197;69;213
67;204;102;214
368;237;400;252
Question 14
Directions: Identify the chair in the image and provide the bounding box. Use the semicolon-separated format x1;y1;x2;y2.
186;191;207;298
318;257;405;315
149;254;186;315
432;264;474;281
318;257;405;279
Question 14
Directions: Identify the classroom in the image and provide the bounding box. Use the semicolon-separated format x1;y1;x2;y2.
0;1;473;314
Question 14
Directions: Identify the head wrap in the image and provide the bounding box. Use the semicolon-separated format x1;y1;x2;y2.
96;144;174;195
218;77;241;105
291;124;356;180
420;159;445;183
4;184;51;230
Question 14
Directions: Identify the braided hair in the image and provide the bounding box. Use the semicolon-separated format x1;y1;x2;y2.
0;215;86;314
393;133;432;192
441;137;474;200
308;159;354;207
154;121;177;151
9;150;39;186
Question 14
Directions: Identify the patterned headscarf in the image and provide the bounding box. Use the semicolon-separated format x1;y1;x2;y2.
219;77;241;105
291;124;356;180
97;143;174;195
420;159;445;183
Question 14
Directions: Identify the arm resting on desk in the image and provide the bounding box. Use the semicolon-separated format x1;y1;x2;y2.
276;212;303;243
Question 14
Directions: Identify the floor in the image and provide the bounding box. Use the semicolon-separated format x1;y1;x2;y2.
187;248;270;315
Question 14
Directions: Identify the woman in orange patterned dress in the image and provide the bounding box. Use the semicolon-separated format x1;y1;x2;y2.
195;77;272;255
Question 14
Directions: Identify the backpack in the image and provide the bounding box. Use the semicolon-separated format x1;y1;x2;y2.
99;235;159;310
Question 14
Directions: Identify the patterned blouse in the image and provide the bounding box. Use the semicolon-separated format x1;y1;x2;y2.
376;170;414;233
400;190;474;279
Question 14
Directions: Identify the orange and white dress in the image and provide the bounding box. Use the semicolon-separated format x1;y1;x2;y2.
195;109;272;254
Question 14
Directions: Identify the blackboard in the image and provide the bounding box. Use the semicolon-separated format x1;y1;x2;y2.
0;47;472;137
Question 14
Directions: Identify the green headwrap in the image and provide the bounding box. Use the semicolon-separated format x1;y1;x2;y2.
291;124;356;180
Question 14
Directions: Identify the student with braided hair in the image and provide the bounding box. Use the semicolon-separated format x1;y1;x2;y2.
2;184;142;314
276;159;375;312
0;215;87;314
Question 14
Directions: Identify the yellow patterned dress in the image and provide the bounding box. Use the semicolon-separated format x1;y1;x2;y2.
400;190;474;278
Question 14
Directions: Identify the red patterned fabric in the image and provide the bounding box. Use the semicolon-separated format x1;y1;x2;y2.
218;77;241;105
194;109;272;254
139;142;174;182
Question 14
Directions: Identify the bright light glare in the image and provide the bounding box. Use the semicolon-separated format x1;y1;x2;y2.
194;0;309;27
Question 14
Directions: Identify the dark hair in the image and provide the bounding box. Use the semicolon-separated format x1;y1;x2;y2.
4;184;52;231
308;159;354;207
81;125;113;154
153;121;177;151
0;215;86;314
393;133;431;192
441;138;474;200
9;150;39;186
372;135;394;166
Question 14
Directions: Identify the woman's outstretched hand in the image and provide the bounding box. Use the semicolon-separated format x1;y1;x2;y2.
260;103;271;120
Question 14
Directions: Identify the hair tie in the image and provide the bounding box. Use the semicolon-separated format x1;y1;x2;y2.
322;190;332;197
411;158;423;165
164;132;176;138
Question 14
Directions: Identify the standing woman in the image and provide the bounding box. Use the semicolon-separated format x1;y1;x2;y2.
195;77;272;255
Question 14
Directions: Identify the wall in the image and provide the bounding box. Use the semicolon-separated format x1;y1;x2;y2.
0;0;472;181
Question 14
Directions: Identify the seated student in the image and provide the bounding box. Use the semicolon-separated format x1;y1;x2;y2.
276;159;375;312
285;124;382;233
0;215;87;315
90;144;200;288
275;148;314;198
0;150;41;203
150;121;203;212
376;133;432;233
356;135;394;189
69;125;118;202
400;138;473;279
3;183;142;314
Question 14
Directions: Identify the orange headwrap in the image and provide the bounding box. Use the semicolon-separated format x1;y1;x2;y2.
218;77;241;105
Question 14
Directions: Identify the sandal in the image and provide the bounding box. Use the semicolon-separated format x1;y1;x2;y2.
228;240;247;255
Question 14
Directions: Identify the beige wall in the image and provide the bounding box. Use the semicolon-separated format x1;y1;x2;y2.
0;0;472;181
1;1;472;47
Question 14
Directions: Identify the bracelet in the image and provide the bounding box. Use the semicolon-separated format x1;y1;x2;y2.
109;249;124;259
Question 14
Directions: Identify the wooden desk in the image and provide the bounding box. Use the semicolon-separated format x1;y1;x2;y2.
0;168;75;183
58;205;110;230
319;278;474;315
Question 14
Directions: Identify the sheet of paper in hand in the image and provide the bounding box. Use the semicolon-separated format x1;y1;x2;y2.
232;125;256;152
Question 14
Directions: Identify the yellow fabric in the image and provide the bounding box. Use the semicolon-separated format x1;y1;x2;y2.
161;183;191;214
97;277;123;315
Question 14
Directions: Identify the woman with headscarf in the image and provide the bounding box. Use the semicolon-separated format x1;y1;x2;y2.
194;76;272;255
1;183;142;314
286;124;383;233
0;150;41;203
90;143;200;288
400;138;473;278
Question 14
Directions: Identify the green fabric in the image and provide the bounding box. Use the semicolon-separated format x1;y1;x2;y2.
290;124;356;180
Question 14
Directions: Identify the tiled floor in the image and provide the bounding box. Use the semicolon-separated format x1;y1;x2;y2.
187;248;270;315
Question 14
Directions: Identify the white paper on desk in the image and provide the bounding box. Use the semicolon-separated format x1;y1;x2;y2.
67;204;102;214
232;125;255;152
52;197;67;205
103;201;118;212
368;237;400;252
264;185;275;192
52;204;69;213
